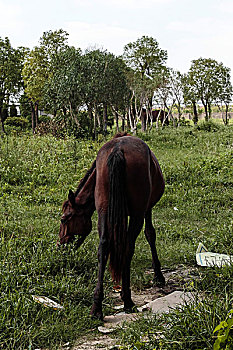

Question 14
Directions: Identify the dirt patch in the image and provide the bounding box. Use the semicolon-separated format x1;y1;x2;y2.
72;265;198;350
111;265;198;308
73;335;117;350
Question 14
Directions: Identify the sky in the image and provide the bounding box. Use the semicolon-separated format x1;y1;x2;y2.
0;0;233;75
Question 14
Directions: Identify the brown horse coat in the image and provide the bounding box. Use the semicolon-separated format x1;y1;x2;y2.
59;134;165;320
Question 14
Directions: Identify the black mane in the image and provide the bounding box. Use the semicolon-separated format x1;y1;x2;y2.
74;160;96;197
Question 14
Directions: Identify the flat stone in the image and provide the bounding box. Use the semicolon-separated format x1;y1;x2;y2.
138;291;195;314
103;311;140;329
102;291;195;331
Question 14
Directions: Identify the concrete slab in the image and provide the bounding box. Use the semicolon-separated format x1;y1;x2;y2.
138;290;195;314
101;291;195;332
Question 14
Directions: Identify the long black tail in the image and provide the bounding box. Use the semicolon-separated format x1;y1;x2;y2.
107;145;128;283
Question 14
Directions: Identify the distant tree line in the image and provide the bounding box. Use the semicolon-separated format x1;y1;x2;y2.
0;30;232;137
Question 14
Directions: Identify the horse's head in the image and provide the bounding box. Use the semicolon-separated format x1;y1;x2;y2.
57;189;92;246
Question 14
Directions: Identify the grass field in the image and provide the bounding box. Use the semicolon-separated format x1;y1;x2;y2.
0;122;233;349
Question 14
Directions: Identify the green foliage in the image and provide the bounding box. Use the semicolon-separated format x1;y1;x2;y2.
123;35;167;79
22;46;49;104
22;29;69;107
0;37;25;102
43;47;130;136
213;310;233;350
0;117;232;348
36;111;94;139
196;120;221;132
184;58;232;121
5;116;29;129
0;37;26;132
118;287;233;350
19;92;31;119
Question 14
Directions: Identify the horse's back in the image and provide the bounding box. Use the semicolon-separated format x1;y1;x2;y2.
95;136;164;214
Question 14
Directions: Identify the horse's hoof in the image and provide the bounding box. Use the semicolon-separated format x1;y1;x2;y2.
91;313;103;321
123;302;138;314
154;275;165;288
90;305;103;321
124;305;138;314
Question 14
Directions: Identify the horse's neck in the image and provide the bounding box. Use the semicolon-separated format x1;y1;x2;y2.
76;168;96;211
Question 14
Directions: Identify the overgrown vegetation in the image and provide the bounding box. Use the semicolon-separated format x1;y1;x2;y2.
0;124;232;349
1;31;232;136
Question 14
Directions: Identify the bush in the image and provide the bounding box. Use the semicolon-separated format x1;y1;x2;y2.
36;119;67;138
36;112;94;139
213;309;233;350
5;116;29;129
196;120;221;132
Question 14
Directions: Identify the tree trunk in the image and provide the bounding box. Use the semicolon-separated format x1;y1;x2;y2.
35;102;39;127
128;106;136;134
126;111;130;129
0;105;7;134
103;103;108;135
87;106;94;138
141;108;146;132
203;103;209;122
225;104;229;125
208;102;212;120
115;108;119;132
192;101;198;125
93;111;97;139
121;111;125;131
31;101;36;134
0;118;6;134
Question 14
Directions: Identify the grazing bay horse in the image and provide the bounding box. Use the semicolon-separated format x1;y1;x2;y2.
58;133;165;320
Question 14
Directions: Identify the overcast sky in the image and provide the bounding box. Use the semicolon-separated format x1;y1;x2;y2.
0;0;232;75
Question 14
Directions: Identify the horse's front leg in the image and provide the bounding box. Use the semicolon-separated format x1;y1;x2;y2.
121;216;144;313
144;210;165;286
90;213;109;320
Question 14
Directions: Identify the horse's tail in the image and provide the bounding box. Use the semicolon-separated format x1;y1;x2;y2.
107;145;128;283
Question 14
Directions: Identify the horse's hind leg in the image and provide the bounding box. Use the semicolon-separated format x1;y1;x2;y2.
144;210;165;286
90;213;109;320
121;215;144;312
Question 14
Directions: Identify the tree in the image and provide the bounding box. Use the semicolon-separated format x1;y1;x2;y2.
123;36;167;80
123;36;168;131
19;92;31;119
0;37;25;133
43;46;82;116
186;58;232;122
215;67;232;125
22;46;48;131
22;29;69;133
86;50;130;134
169;69;185;124
39;29;69;57
182;73;199;124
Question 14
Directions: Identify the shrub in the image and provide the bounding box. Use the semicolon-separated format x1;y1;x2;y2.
5;116;29;129
196;120;221;132
213;310;233;350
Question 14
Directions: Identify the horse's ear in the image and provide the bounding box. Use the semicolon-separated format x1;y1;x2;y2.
68;189;75;207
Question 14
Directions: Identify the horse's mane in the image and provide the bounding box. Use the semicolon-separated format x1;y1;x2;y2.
74;160;96;197
73;133;129;198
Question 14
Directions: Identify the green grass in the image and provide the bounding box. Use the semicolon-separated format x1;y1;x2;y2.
0;123;232;349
